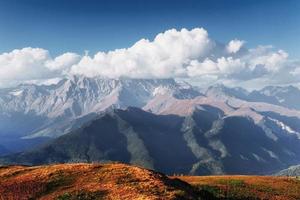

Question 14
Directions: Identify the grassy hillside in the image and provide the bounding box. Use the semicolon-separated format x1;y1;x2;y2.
176;175;300;200
1;163;300;200
0;163;196;200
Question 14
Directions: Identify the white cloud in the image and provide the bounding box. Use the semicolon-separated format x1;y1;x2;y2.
291;68;300;76
46;52;80;71
187;59;218;76
70;28;215;78
0;47;50;81
217;57;245;74
249;49;288;72
0;28;298;89
0;47;80;87
226;39;245;53
186;57;245;77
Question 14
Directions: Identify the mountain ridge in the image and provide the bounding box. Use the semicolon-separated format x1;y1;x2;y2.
2;106;300;175
1;76;300;175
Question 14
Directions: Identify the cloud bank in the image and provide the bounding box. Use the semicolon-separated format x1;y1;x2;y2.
0;28;299;89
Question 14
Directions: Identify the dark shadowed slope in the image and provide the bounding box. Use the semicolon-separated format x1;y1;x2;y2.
0;145;9;156
1;107;300;175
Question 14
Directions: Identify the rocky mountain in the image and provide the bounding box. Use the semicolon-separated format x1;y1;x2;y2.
0;76;200;152
275;165;300;176
250;85;300;110
206;84;300;110
205;84;249;100
1;76;300;175
2;107;300;175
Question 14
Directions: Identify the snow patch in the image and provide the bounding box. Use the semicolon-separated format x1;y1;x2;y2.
152;86;171;96
262;148;279;160
268;117;300;139
240;155;249;160
9;90;23;96
252;153;265;162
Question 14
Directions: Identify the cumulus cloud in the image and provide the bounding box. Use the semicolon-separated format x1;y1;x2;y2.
187;59;219;76
46;52;80;71
226;39;245;53
70;28;215;78
186;57;245;77
291;68;300;76
248;48;288;72
0;28;299;88
0;47;50;81
0;47;80;87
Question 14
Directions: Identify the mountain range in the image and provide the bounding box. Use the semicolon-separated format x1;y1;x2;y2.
0;76;191;151
206;84;300;110
1;76;300;175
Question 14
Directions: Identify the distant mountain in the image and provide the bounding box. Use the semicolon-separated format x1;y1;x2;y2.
205;84;249;100
2;107;300;175
2;76;300;175
206;84;300;110
249;86;300;110
0;76;200;152
275;165;300;176
0;76;176;137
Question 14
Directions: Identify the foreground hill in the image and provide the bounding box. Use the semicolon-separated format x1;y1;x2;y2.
1;107;300;175
1;163;300;200
0;163;196;200
178;175;300;200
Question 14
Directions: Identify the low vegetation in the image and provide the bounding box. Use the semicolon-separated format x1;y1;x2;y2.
0;163;195;200
1;163;300;199
175;175;300;200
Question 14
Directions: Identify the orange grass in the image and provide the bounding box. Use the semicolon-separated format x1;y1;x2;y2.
2;163;300;200
174;175;300;200
0;163;193;200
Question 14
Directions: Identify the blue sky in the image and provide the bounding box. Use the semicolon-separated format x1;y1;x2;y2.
0;0;299;57
0;0;300;89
